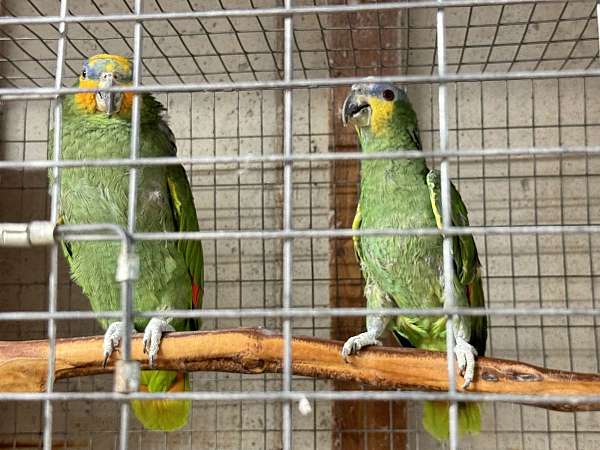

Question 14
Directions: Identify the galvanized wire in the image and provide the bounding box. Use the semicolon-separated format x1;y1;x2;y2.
282;1;294;449
44;1;68;449
436;1;460;446
0;0;594;28
1;1;600;449
0;390;599;406
0;146;599;170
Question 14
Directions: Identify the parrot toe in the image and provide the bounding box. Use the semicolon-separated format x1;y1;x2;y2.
142;318;175;367
341;332;383;362
454;336;478;389
103;321;125;367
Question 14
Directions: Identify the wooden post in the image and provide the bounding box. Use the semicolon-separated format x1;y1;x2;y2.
327;2;407;448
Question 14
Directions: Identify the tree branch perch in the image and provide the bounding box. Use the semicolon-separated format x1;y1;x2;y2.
1;327;599;411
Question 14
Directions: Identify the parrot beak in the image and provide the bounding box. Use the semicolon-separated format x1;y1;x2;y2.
95;72;123;116
342;90;371;128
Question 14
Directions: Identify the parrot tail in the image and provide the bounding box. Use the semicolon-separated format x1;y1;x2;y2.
422;401;481;441
130;370;191;431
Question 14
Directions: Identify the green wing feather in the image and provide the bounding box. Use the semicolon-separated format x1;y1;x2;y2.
166;166;204;323
426;170;487;356
160;121;204;328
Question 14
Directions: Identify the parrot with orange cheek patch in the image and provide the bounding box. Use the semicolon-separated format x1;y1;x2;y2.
49;54;203;431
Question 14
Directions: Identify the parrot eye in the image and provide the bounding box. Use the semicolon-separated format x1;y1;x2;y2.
81;69;87;79
382;89;395;101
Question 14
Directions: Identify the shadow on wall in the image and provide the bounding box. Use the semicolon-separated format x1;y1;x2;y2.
0;98;99;342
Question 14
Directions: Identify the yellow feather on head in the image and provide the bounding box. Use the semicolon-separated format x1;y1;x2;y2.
74;53;134;115
367;97;395;136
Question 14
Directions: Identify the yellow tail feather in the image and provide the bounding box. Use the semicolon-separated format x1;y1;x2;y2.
422;401;481;441
130;370;191;431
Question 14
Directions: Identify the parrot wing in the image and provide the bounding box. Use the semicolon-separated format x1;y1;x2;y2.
407;126;422;151
166;165;204;302
426;169;487;356
55;215;76;269
161;121;204;328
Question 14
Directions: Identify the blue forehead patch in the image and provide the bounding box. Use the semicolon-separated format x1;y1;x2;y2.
83;57;133;82
351;82;408;102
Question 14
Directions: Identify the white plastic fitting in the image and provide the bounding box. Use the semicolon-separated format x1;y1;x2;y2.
115;249;140;282
0;221;56;247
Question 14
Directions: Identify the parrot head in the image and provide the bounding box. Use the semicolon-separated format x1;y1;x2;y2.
74;54;134;116
341;82;413;141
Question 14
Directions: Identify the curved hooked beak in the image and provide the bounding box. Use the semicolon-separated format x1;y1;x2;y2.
95;72;123;116
341;92;371;127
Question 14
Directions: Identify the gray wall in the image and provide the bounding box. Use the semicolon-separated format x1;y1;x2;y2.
1;1;600;449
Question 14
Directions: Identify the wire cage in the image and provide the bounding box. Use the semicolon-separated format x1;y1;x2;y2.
1;0;600;449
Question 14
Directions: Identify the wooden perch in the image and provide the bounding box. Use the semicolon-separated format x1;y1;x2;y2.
1;327;599;412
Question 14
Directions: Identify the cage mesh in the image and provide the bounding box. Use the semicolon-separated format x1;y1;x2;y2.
1;1;600;449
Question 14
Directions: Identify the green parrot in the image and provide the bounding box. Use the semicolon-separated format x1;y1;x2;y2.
340;82;487;441
50;54;203;431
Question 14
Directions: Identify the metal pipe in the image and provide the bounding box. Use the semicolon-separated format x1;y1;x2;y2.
62;224;600;241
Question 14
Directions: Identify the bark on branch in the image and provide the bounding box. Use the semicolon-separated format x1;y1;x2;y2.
1;327;599;412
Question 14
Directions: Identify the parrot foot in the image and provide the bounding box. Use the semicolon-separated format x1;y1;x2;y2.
341;332;383;362
103;321;129;368
454;336;478;389
142;318;175;367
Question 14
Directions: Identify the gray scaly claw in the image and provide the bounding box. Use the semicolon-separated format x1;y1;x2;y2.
103;321;125;367
341;332;383;362
142;318;175;367
454;336;478;389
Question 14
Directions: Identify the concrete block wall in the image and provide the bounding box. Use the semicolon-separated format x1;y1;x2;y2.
1;1;600;449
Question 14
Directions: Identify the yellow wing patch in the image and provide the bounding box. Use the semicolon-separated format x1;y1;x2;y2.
429;193;443;229
167;177;183;214
368;97;394;136
351;203;362;262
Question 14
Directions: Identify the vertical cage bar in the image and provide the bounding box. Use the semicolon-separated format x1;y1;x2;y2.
597;2;600;53
44;1;69;449
282;0;294;449
436;2;459;449
120;1;144;449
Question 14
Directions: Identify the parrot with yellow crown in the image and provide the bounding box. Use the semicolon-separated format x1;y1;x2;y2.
49;54;203;431
341;82;487;441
